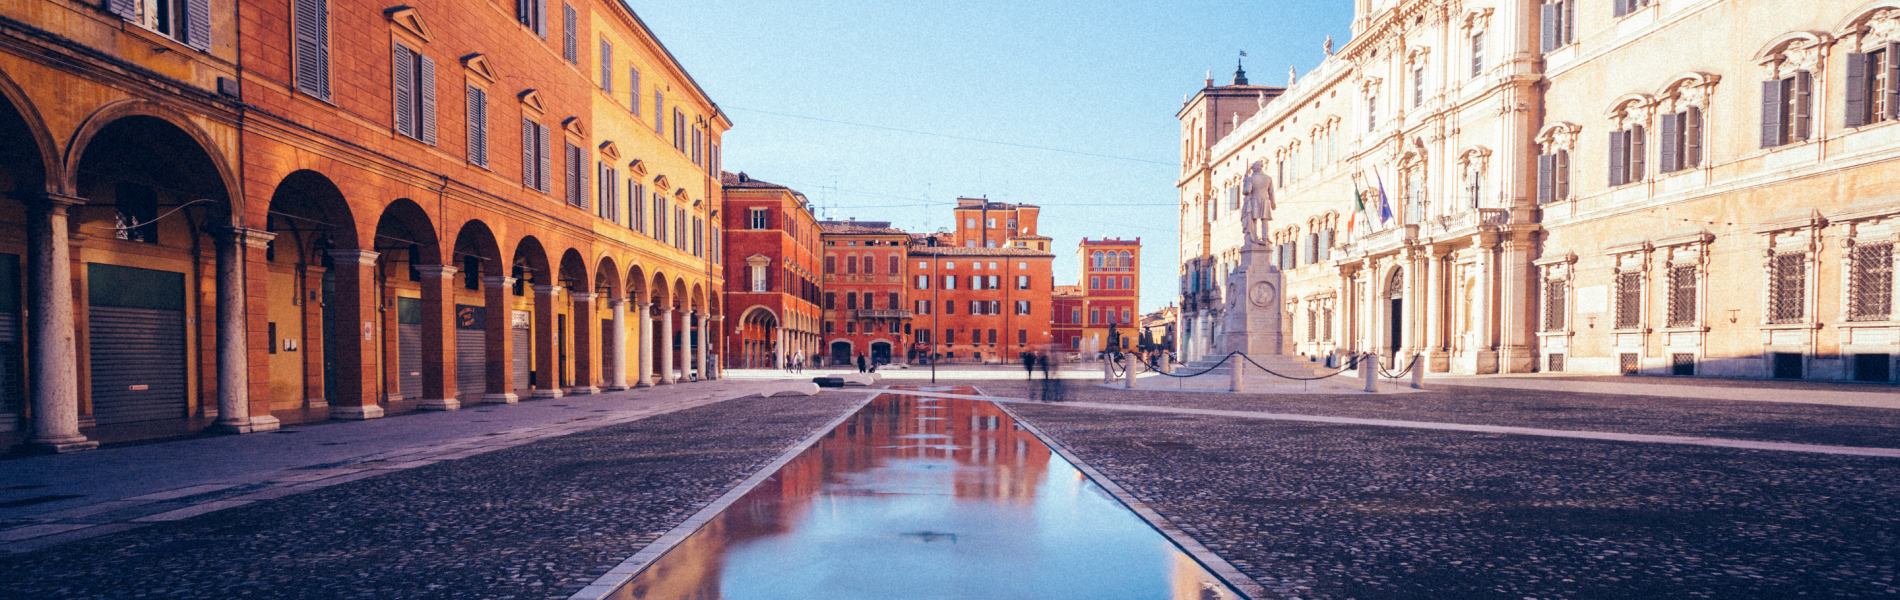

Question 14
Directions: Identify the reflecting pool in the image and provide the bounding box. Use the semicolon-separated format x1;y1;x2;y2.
608;390;1242;600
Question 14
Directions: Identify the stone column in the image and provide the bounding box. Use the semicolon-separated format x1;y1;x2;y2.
1498;226;1539;373
531;285;564;398
214;227;279;433
24;194;95;452
693;311;708;381
658;304;676;384
1424;249;1450;372
416;265;459;410
380;275;401;404
1471;235;1499;374
570;292;598;394
481;276;519;403
327;249;384;420
706;315;722;379
607;298;629;391
1403;249;1423;357
635;301;653;387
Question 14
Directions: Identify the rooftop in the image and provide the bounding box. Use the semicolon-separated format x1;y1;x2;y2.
721;171;789;190
909;246;1054;258
818;220;908;236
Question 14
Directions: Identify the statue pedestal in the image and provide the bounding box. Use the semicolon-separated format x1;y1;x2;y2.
1216;242;1284;356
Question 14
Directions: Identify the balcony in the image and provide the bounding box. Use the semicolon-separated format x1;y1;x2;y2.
856;309;912;319
1426;208;1511;238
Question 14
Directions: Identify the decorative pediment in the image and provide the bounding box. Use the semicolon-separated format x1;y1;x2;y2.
519;90;546;115
461;53;498;84
562;117;585;137
1604;94;1656;127
1658;72;1721;111
384;6;435;42
652;174;669;189
1537;122;1582;154
673;188;689;199
598;141;621;161
626;159;648;177
744;254;772;267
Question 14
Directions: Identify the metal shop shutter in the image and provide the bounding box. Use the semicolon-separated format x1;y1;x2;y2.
455;304;485;398
512;313;531;391
397;297;422;400
86;263;186;425
0;254;21;419
601;318;614;388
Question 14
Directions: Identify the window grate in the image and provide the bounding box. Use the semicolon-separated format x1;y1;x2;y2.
1769;253;1806;324
1672;353;1696;376
1542;278;1567;332
1614;271;1642;329
1547;353;1565;372
1850;243;1893;321
1322;307;1335;342
1619;353;1639;374
1667;264;1697;327
1306;309;1317;342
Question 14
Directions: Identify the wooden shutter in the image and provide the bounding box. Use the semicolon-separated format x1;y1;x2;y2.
392;44;414;139
629;67;641;115
577;147;589;210
418;55;437;146
1319;230;1333;261
600;41;613;92
517;0;531;27
1608;131;1626;186
184;0;210;50
564;144;579;206
534;0;546;38
537;124;551;192
1540;3;1559;53
1538;153;1555;203
1793;71;1812;140
1761;79;1785;147
1614;0;1630;17
522;118;535;187
563;4;577;63
1557;151;1570;200
293;0;329;99
1888;43;1900;121
107;0;137;19
1685;107;1702;167
466;86;487;167
1848;53;1870;128
1630;125;1646;181
1564;0;1575;45
1659;112;1679;174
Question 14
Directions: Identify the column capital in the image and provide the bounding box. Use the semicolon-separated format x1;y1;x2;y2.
711;315;725;322
416;264;459;279
571;292;599;302
531;284;564;297
606;298;627;307
634;301;651;309
11;192;85;213
654;304;674;314
219;227;277;249
327;249;381;266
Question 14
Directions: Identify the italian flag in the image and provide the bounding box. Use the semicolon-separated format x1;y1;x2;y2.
1348;180;1370;240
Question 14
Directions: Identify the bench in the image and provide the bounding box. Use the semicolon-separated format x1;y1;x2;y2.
839;374;876;386
759;382;821;397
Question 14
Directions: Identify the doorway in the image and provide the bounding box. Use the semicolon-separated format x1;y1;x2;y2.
830;341;852;366
1386;268;1405;363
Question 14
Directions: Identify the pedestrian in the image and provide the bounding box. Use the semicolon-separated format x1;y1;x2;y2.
1038;353;1050;379
792;351;803;374
856;353;867;373
1021;351;1035;379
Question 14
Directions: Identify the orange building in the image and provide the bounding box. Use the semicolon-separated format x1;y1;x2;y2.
819;220;911;366
909;199;1055;364
720;172;821;369
1064;238;1141;354
0;0;726;451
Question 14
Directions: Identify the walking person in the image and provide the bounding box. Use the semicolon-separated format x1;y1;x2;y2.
856;353;867;373
1021;351;1035;379
1038;353;1050;379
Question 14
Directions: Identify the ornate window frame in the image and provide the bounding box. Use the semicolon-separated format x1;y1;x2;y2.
1835;209;1900;325
1756;211;1827;329
1457;146;1491;211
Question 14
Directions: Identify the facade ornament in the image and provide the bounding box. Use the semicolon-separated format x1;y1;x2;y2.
1325;36;1335;56
1536;122;1583;155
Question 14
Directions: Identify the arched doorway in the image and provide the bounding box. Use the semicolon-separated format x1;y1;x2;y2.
451;221;502;401
511;237;552;395
870;341;892;366
830;340;852;366
373;199;440;407
740;307;779;369
261;171;358;418
1386;267;1405;362
0;78;50;434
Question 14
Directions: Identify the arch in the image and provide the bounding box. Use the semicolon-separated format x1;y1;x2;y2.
1835;1;1900;36
262;171;359;269
594;255;622;298
1756;31;1835;63
373;198;440;266
1536;122;1583;154
1603;93;1656;121
0;68;58;192
1118;250;1133;271
671;278;689;311
64;100;240;222
451;219;503;280
625;263;647;301
511;236;552;285
690;282;705;314
739;305;780;326
1385;266;1406;299
648;271;671;306
1091;251;1105;269
708;290;722;316
557;248;589;291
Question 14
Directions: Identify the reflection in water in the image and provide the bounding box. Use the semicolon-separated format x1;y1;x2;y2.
610;391;1242;600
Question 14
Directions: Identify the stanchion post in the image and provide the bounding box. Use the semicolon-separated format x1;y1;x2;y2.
1363;352;1378;393
1161;353;1174;374
1410;353;1424;389
1124;355;1137;389
1229;354;1244;393
1101;354;1113;383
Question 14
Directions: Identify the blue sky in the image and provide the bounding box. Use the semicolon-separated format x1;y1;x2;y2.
634;1;1354;312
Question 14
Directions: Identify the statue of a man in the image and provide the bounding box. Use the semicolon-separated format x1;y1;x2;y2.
1240;160;1274;246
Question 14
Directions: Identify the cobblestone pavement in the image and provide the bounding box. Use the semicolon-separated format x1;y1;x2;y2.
977;382;1900;600
967;379;1900;449
0;392;865;600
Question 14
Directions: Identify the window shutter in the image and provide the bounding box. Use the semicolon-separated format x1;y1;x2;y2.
522;118;535;187
466;86;487;167
654;91;664;133
392;44;414;139
1848;53;1870;128
1614;0;1630;17
293;0;329;99
184;0;211;50
106;0;137;19
1761;79;1785;148
1793;71;1812;140
537;123;551;192
629;67;641;115
1564;0;1575;44
418;55;437;146
563;4;576;62
1685;107;1702;167
1608;131;1626;186
1540;3;1559;53
1888;43;1900;121
1659;112;1679;174
1630;125;1646;181
600;42;612;92
1557;151;1570;200
1538;153;1555;203
577;147;590;210
534;0;546;38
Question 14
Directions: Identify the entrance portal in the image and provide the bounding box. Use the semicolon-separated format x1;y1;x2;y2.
870;341;892;365
1387;268;1405;362
830;341;852;366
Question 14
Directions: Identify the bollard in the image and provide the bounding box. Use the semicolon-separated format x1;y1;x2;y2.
1102;355;1113;383
1161;353;1174;374
1410;353;1425;389
1363;352;1378;392
1230;354;1244;392
1125;355;1137;389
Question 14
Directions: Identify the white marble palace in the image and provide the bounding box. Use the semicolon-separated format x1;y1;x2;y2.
1179;0;1900;382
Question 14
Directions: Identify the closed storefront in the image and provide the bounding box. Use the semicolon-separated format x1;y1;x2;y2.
86;263;187;425
397;297;422;400
0;254;21;427
455;304;485;398
512;309;531;391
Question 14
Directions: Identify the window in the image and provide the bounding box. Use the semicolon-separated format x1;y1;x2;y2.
1368;93;1379;132
988;275;1000;289
915;275;929;289
987;329;997;345
845;255;857;274
915;300;930;315
846;293;857;310
888;293;899;310
970;275;983;290
1122;309;1132;324
750;264;768;292
120;0;209;48
1849;43;1897;127
1537;151;1570;204
563;143;589;208
1090;309;1100;324
1017;275;1029;290
629;182;644;232
1470;31;1484;78
1612;0;1651;18
391;42;437;145
747;208;768;230
945;329;956;344
521;118;550;193
562;4;577;63
673;108;686;151
824;292;835;309
653;195;667;242
1850;242;1893;322
1070;308;1081;324
463;86;489;167
823;321;833;334
597;163;617;221
653;89;664;133
1614;271;1642;329
889;255;900;274
846;322;855;334
1413;66;1426;107
824;255;835;274
293;0;330;100
516;0;545;37
629;67;641;115
1090;276;1099;290
1541;0;1575;52
863;292;875;309
1542;278;1567;332
1763;71;1813;147
943;275;957;290
1608;124;1646;186
1016;300;1030;315
1018;329;1027;345
944;300;955;315
1659;107;1703;174
862;255;874;274
1769;253;1806;324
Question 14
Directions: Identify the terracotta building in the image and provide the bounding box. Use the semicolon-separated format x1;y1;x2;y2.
819;220;911;366
1182;0;1900;383
1067;238;1141;354
720;172;821;369
909;199;1057;364
0;0;727;452
1052;285;1086;355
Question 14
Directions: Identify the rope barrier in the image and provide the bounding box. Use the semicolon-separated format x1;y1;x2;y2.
1378;354;1421;380
1239;353;1364;381
1138;352;1239;379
